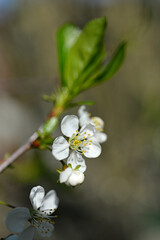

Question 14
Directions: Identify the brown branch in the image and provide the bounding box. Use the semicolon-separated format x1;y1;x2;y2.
0;131;38;173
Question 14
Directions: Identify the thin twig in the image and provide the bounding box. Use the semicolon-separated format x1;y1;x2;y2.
0;105;64;173
0;201;15;208
0;131;38;173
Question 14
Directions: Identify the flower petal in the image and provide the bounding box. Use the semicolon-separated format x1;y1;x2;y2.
67;171;85;186
80;123;95;137
94;132;107;143
83;138;101;158
78;105;86;116
6;235;18;240
35;220;54;237
18;226;35;240
52;136;69;160
5;207;31;233
67;151;86;173
29;186;45;210
78;106;90;127
61;115;79;137
91;116;104;129
40;190;59;214
59;167;72;183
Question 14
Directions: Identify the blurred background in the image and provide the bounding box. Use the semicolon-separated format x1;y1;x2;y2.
0;0;160;239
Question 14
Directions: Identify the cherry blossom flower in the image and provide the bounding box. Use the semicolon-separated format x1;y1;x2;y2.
59;151;86;186
67;151;86;173
5;186;59;240
78;105;107;143
52;115;101;160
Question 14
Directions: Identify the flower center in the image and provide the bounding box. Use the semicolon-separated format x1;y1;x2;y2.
91;117;104;131
72;139;81;146
30;209;56;236
70;136;82;151
69;132;92;154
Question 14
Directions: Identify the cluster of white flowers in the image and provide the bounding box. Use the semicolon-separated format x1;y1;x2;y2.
3;107;106;239
52;106;107;186
5;186;59;240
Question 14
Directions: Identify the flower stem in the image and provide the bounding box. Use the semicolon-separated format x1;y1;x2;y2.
0;201;15;208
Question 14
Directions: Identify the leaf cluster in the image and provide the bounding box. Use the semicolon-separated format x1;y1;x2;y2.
57;17;127;97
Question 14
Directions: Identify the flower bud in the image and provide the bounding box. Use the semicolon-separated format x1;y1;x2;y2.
66;170;85;186
59;167;85;186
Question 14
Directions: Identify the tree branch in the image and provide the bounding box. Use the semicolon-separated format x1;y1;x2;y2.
0;105;64;173
0;131;38;173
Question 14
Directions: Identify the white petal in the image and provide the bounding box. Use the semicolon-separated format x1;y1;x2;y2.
52;136;69;160
59;167;72;183
40;190;59;214
78;105;86;116
78;106;90;126
18;226;35;240
35;220;54;237
80;123;95;137
83;138;101;158
61;115;79;137
5;207;31;233
67;171;85;186
94;132;107;143
29;186;45;210
91;116;104;129
67;151;86;173
6;235;18;240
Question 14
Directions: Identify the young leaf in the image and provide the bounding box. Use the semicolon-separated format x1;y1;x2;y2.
57;23;81;86
43;116;59;135
73;48;105;94
93;41;127;85
65;17;107;89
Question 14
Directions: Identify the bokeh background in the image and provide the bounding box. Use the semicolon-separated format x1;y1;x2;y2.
0;0;160;239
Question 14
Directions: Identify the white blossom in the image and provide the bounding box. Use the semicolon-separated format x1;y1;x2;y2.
67;151;86;173
78;105;107;143
52;115;101;160
5;186;59;240
59;151;86;186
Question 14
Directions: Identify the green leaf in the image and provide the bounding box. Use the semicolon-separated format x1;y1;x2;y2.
57;23;81;86
65;17;107;89
93;41;127;85
74;48;105;93
43;116;59;135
